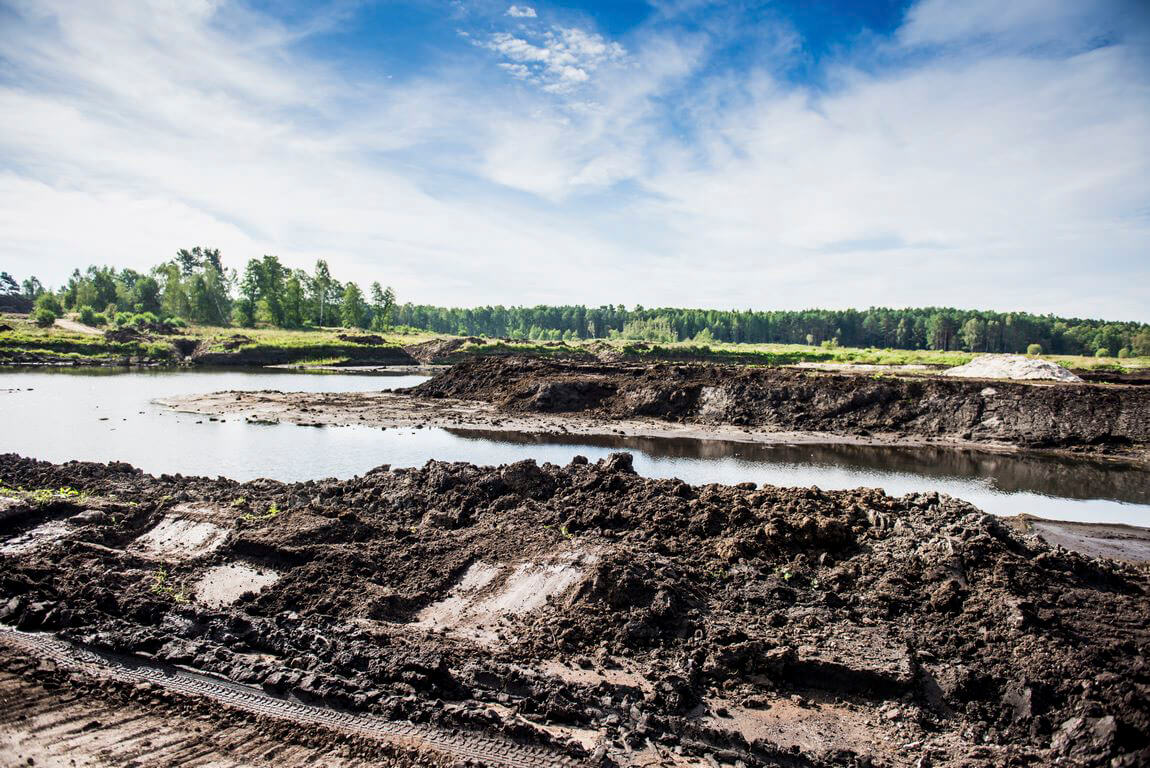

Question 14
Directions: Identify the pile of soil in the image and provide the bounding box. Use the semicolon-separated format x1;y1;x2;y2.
404;337;485;364
414;357;1150;458
943;355;1083;382
338;333;388;345
1;453;1147;766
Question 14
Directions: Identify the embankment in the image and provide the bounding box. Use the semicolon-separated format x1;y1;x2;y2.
414;357;1150;460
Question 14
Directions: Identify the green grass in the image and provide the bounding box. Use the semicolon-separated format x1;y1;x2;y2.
5;312;1147;370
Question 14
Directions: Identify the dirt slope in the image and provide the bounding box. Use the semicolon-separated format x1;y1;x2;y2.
414;357;1150;459
1;453;1148;766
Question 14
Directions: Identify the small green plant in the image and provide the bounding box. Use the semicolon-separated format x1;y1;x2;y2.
241;502;281;522
0;485;86;503
1095;348;1110;358
1026;343;1042;356
149;567;189;603
230;496;247;507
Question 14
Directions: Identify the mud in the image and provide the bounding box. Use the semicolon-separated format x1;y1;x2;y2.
413;357;1150;461
1;453;1148;767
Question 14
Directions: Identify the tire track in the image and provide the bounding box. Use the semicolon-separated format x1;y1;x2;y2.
0;628;583;768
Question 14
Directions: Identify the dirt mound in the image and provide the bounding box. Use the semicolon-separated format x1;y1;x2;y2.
1;453;1147;766
413;357;1150;458
338;333;388;345
104;326;151;343
943;355;1084;382
404;337;484;363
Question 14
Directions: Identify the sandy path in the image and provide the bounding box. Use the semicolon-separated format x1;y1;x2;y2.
53;316;103;335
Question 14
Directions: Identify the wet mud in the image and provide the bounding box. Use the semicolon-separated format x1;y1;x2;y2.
1;453;1148;767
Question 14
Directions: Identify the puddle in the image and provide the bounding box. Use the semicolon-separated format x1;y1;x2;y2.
193;563;279;608
414;550;596;645
134;507;229;559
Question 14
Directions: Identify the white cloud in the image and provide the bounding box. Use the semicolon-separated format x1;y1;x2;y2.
506;5;536;19
481;24;627;93
0;0;1147;320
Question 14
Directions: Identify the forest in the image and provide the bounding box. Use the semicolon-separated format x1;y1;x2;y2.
2;249;1148;357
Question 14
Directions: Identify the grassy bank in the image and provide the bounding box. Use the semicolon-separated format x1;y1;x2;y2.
3;312;1147;371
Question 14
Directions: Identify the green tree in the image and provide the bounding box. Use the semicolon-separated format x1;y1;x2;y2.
21;276;44;298
961;317;988;352
0;272;18;295
341;282;367;328
1133;330;1150;357
312;260;333;326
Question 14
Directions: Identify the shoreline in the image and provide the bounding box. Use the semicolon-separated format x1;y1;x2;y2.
157;388;1150;468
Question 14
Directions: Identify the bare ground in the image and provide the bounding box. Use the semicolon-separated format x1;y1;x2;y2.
1;453;1147;767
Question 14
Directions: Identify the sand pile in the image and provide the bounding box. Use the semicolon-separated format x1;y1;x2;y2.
942;354;1083;382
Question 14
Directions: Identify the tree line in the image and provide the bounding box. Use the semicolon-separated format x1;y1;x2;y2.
2;248;397;332
392;304;1149;357
3;251;1148;356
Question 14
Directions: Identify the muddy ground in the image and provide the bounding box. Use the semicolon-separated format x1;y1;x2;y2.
161;356;1150;465
414;358;1150;461
1;453;1147;767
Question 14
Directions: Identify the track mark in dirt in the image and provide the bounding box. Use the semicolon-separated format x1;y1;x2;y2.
0;629;583;768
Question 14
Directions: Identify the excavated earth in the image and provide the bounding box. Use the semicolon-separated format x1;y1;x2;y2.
413;358;1150;462
1;452;1148;767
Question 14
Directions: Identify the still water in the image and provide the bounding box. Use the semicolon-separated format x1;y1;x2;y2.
1;367;1147;525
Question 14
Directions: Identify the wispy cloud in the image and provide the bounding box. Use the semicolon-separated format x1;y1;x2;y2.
506;5;536;19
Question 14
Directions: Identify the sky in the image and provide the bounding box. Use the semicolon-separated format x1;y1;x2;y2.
1;0;1148;320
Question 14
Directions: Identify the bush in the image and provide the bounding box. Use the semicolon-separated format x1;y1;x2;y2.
1026;343;1042;356
1095;348;1110;358
1117;348;1130;359
167;316;188;328
114;311;134;327
32;307;57;327
34;292;63;316
77;305;106;327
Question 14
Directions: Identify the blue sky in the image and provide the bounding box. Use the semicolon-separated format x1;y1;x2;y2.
1;0;1148;319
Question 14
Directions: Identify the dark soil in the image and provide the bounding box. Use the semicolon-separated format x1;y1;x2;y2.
1;453;1147;766
415;357;1150;459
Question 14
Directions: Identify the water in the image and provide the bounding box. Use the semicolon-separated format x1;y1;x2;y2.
1;368;1147;526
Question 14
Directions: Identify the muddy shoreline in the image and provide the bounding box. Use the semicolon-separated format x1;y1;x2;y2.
414;357;1150;462
1;453;1148;767
159;385;1150;469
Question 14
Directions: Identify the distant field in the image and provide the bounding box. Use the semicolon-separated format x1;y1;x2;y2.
2;312;1147;371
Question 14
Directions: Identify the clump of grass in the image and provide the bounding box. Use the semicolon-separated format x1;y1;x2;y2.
149;567;189;603
0;485;86;503
241;502;281;523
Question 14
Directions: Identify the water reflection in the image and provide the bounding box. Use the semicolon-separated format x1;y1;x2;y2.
446;430;1150;505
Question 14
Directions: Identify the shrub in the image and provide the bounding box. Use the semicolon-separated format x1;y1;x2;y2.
167;316;188;328
33;307;57;327
1117;348;1130;359
1026;343;1042;356
1095;348;1110;358
34;292;63;316
114;311;134;327
77;305;106;326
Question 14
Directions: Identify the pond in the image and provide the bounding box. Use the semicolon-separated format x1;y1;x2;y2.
1;367;1147;525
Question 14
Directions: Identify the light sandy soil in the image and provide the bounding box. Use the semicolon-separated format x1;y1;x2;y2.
53;317;103;335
